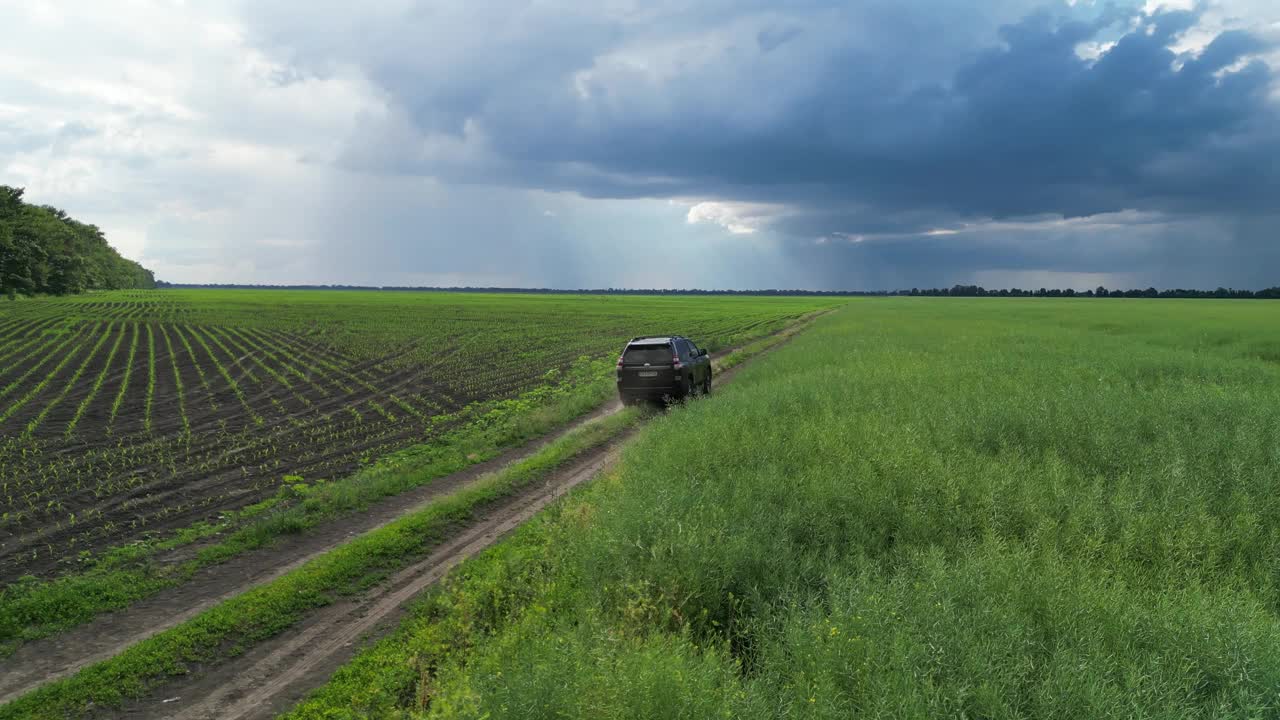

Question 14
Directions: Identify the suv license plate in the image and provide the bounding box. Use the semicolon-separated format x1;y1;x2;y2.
638;370;658;377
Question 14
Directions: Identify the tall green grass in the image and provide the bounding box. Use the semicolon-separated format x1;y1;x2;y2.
306;299;1280;718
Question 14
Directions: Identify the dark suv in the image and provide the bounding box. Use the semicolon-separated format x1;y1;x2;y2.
616;335;712;405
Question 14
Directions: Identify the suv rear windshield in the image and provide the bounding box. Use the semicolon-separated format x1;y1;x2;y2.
623;344;672;364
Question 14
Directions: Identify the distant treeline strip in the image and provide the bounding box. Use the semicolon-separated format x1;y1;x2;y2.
1;186;155;299
155;282;1280;299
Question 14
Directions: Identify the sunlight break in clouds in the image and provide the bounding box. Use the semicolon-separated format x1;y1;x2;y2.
684;201;787;235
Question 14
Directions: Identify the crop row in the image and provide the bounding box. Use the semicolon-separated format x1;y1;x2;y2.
0;330;464;579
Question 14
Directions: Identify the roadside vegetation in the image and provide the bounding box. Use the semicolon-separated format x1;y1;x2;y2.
286;299;1280;718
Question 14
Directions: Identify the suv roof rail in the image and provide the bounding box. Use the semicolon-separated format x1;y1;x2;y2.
629;335;682;342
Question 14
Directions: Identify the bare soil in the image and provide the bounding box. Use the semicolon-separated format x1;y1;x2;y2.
0;327;474;582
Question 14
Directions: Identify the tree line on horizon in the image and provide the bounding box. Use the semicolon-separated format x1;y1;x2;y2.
155;282;1280;299
0;186;155;300
903;285;1280;299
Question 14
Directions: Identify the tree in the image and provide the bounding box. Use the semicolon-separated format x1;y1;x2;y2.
0;186;155;296
48;252;88;295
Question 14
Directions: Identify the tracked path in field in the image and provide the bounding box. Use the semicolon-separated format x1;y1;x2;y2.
0;320;817;712
152;444;624;720
0;399;623;707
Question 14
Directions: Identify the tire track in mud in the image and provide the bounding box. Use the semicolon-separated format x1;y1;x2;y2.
160;446;622;720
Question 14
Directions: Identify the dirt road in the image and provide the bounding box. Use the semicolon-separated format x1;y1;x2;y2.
0;321;811;717
141;444;622;720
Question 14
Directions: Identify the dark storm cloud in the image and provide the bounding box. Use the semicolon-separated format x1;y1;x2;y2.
272;3;1280;237
784;211;1280;291
230;0;1280;289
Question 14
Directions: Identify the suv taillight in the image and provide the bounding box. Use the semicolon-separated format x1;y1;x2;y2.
616;355;625;368
672;354;682;370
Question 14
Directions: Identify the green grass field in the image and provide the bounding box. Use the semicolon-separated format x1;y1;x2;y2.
288;298;1280;718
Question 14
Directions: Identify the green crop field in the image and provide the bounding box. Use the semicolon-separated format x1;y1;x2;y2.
0;290;833;584
289;298;1280;719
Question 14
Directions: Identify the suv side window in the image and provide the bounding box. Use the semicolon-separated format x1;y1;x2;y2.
686;340;700;358
675;339;691;360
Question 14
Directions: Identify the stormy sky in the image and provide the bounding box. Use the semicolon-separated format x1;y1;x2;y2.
2;0;1278;290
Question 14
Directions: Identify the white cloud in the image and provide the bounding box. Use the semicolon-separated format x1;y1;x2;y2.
0;0;384;281
684;201;786;235
1075;40;1118;61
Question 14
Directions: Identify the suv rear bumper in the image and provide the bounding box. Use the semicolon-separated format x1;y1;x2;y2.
618;381;689;400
